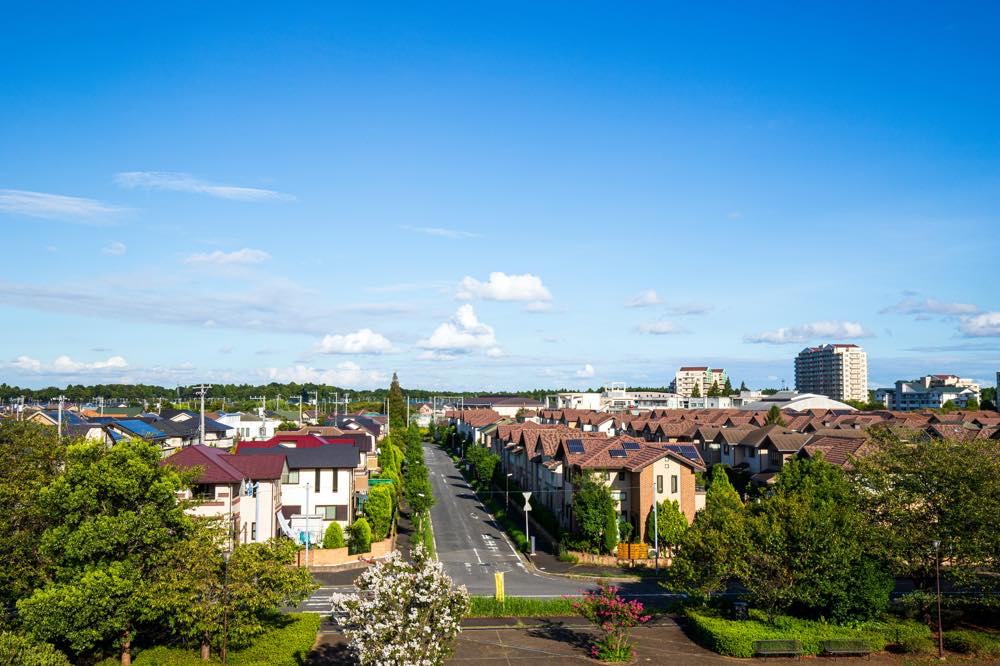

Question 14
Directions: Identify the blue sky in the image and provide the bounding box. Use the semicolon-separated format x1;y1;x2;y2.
2;2;999;391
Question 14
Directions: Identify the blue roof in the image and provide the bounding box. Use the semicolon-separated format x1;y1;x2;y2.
43;410;88;425
113;419;167;439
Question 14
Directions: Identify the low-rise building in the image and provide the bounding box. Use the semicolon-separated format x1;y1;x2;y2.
670;367;727;398
878;375;982;411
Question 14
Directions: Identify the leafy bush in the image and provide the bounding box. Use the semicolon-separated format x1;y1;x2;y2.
685;608;932;658
945;629;1000;656
467;596;580;618
348;518;372;555
0;631;71;666
364;486;394;541
898;635;935;655
322;522;345;549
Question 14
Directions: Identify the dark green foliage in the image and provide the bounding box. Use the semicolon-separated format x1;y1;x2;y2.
276;421;298;431
364;486;394;541
0;421;67;608
602;505;618;554
465;444;499;487
0;631;71;666
571;473;616;553
322;521;345;549
644;499;687;557
723;377;733;395
387;373;406;430
944;629;1000;656
764;405;785;426
707;381;720;397
467;596;580;618
348;518;372;555
690;383;701;398
964;396;980;410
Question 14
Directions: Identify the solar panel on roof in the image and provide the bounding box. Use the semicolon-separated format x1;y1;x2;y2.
665;444;701;462
115;419;166;438
567;440;585;454
609;449;628;458
622;441;641;450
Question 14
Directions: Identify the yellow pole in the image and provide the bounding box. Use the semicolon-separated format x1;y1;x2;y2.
494;571;505;603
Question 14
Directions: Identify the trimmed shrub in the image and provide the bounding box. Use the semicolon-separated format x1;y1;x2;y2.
322;521;345;549
348;518;372;555
944;629;1000;656
685;608;932;658
898;635;935;655
0;631;71;666
364;486;394;541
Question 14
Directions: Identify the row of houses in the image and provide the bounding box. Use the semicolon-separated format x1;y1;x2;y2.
447;404;1000;545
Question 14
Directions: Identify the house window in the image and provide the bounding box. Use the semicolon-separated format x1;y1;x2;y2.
617;471;625;481
319;506;338;520
250;522;257;541
769;449;782;467
656;475;663;494
315;469;321;492
331;470;338;492
748;448;756;458
671;475;678;494
281;469;300;484
723;444;730;455
603;471;610;481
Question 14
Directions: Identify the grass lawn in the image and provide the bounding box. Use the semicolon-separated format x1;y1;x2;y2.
467;596;581;618
98;613;320;666
685;607;932;658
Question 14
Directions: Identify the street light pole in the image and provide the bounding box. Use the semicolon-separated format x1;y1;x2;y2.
652;483;659;576
221;548;231;666
506;473;513;511
933;539;944;659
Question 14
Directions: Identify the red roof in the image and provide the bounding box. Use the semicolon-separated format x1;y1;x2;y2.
239;434;356;450
163;445;284;483
679;366;708;371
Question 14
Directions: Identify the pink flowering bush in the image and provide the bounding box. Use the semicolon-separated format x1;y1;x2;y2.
572;583;652;662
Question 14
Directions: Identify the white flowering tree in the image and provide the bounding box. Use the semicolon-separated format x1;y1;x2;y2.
333;545;470;666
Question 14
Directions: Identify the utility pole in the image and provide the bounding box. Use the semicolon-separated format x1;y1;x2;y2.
191;384;211;446
57;395;65;440
304;482;311;567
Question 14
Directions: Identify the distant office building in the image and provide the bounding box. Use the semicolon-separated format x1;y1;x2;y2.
794;344;868;403
670;367;727;397
877;375;981;411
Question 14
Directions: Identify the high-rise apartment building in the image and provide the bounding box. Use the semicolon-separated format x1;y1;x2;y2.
670;367;727;397
794;344;868;403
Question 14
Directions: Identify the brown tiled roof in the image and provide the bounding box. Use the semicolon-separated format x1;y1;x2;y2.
163;444;284;483
739;425;810;452
802;435;871;469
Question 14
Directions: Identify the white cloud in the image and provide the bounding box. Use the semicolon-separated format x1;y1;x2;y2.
485;347;504;358
315;329;394;354
400;225;480;239
575;364;596;378
456;272;552;302
0;189;124;223
185;248;271;265
666;303;713;316
102;241;127;256
638;321;686;335
959;312;1000;337
744;321;873;344
114;171;294;202
9;354;128;374
418;304;498;353
880;296;978;316
625;289;663;308
262;361;384;387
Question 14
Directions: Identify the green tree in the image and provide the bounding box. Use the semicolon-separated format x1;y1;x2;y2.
364;486;394;541
690;383;701;398
850;428;1000;591
964;396;980;411
645;499;688;558
276;421;298;431
743;456;892;622
723;377;733;395
0;421;67;608
348;518;372;555
669;466;748;598
387;373;406;430
603;505;619;554
405;467;435;515
765;405;786;426
940;399;957;412
572;473;616;553
706;381;720;397
18;439;196;665
739;381;747;392
323;522;346;549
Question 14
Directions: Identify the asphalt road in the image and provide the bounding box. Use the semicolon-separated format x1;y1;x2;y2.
425;443;668;599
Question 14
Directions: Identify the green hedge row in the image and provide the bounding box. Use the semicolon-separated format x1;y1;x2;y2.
685;608;931;658
945;629;1000;656
467;596;580;618
97;613;321;666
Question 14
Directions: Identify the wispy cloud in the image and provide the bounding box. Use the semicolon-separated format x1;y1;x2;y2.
114;171;295;202
638;320;687;335
8;354;128;375
880;295;978;317
0;189;125;223
400;225;480;239
102;241;127;256
185;248;271;266
744;320;873;344
624;289;663;308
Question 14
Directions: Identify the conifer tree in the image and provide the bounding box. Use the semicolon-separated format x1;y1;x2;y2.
690;383;701;398
387;373;406;430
